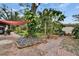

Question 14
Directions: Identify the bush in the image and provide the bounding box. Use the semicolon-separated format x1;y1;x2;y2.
54;29;65;36
72;26;79;39
19;30;29;37
15;27;29;37
51;21;65;36
34;33;44;38
15;27;21;33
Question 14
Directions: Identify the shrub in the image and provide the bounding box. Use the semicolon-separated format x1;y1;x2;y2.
72;26;79;39
19;30;28;37
15;27;29;37
52;21;65;36
53;29;65;36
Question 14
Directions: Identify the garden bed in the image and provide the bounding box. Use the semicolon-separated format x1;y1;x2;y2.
16;37;47;48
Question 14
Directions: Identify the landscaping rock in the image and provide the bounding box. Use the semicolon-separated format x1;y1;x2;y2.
16;37;43;48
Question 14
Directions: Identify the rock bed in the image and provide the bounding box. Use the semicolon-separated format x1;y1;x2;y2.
0;36;75;56
16;37;46;48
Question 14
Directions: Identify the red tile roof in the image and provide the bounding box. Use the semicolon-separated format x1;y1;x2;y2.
0;19;30;26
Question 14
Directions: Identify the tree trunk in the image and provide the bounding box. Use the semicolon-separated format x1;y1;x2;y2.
31;3;36;13
44;23;47;35
50;23;52;35
31;3;40;13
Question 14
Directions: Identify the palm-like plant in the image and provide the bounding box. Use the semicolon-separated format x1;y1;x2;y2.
51;9;65;35
50;9;65;21
0;4;22;31
38;8;65;35
38;8;50;35
0;4;20;20
24;10;39;37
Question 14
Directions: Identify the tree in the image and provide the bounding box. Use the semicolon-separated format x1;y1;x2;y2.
31;3;40;13
38;8;52;35
73;14;79;21
19;3;40;13
0;4;20;20
72;14;79;39
50;9;65;35
24;9;39;37
0;4;22;31
38;8;65;35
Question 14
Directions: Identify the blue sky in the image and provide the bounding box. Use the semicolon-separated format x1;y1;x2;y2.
0;3;79;24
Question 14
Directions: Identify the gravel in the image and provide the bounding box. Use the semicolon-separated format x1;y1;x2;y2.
16;37;42;48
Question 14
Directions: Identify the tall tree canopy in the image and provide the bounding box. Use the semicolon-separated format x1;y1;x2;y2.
73;14;79;21
19;3;40;13
38;8;65;35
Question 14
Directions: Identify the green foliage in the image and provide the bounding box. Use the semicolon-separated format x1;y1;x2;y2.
24;10;40;37
51;21;65;35
0;4;22;32
54;29;65;35
0;4;21;20
15;27;21;33
14;8;65;37
72;14;79;39
52;21;64;31
38;8;65;35
73;14;79;21
15;27;29;37
72;26;79;39
19;30;28;37
0;4;66;38
34;33;44;38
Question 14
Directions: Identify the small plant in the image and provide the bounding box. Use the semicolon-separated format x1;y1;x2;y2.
15;27;29;37
72;26;79;39
19;30;29;37
55;29;65;36
52;21;65;36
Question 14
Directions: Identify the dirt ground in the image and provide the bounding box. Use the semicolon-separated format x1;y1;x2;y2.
0;32;76;56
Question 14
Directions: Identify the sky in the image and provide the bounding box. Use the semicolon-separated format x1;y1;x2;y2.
0;3;79;24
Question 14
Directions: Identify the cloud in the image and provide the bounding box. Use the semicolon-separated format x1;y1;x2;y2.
19;7;25;10
12;8;18;11
75;6;79;9
59;3;70;8
69;5;79;11
6;8;18;12
18;14;24;17
57;3;71;12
